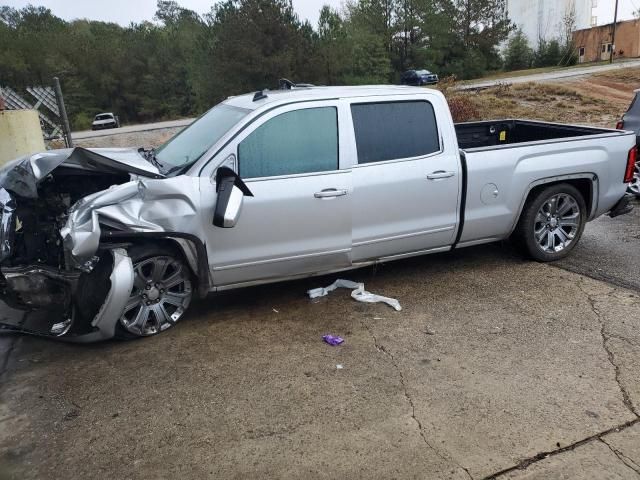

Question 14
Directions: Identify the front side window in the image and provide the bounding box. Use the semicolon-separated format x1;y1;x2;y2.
351;101;439;164
238;107;338;179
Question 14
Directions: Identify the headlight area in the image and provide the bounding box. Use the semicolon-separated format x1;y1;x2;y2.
0;167;135;341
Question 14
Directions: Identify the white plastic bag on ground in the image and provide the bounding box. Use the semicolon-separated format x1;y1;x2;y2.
307;279;402;311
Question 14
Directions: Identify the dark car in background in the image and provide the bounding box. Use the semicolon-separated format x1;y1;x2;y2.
400;69;439;86
617;89;640;196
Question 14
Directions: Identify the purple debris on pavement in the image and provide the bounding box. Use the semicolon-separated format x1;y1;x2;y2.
323;334;344;346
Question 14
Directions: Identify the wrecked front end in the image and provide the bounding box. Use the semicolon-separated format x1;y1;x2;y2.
0;148;203;342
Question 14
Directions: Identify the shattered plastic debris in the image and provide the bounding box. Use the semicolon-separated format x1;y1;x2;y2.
308;279;402;311
322;334;344;346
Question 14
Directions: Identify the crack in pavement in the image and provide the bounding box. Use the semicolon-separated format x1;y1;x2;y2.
360;320;474;480
482;418;640;479
599;438;640;476
480;279;640;479
576;281;640;418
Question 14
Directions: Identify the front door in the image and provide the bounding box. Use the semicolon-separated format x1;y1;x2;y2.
200;102;352;287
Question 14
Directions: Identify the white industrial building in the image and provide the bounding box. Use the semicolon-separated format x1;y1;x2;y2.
506;0;594;47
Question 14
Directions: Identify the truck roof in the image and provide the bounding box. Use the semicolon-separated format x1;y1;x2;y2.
224;85;439;111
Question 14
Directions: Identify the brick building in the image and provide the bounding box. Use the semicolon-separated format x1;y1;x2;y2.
573;19;640;63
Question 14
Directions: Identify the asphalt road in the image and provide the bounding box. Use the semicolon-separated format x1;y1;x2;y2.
459;59;640;90
72;118;194;140
556;196;640;292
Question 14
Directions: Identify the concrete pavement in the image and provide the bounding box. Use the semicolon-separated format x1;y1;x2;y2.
1;240;639;479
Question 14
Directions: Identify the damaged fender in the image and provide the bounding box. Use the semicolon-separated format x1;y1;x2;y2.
60;175;207;288
0;147;207;340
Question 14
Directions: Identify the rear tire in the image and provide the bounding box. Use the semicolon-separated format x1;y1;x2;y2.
513;183;587;262
115;244;193;340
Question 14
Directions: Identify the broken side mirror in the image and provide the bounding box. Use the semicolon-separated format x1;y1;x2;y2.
213;167;253;228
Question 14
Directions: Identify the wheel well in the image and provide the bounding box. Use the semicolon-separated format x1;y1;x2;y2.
100;231;210;298
101;238;200;289
524;178;593;216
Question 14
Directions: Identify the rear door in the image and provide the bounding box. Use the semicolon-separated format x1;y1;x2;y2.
347;96;461;262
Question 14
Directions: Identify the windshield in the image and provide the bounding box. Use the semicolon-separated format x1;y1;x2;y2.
416;70;432;75
156;103;250;173
95;114;113;120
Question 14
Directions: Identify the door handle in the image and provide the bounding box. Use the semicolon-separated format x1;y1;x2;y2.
314;188;348;199
427;171;455;180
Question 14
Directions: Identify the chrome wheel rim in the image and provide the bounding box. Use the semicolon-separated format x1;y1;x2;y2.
120;256;192;336
534;193;581;254
628;161;640;196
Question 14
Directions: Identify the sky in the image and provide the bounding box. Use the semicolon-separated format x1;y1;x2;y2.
1;0;635;28
2;0;346;27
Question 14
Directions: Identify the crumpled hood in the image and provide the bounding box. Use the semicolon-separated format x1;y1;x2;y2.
0;147;162;199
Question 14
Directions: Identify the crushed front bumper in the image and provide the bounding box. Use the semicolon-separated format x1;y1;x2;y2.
0;249;134;342
608;194;635;218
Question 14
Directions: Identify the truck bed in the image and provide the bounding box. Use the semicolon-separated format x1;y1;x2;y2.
455;119;612;150
455;119;635;249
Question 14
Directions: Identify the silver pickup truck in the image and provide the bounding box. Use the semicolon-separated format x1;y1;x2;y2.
0;86;635;341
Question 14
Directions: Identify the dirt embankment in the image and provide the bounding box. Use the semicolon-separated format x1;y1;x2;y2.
446;67;640;127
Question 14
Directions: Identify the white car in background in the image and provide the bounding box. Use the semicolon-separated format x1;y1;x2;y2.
91;112;120;131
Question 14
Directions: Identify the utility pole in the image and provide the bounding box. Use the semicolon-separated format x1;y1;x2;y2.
610;0;619;64
53;77;73;148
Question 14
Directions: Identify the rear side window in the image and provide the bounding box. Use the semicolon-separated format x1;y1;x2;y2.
351;101;439;164
238;107;338;179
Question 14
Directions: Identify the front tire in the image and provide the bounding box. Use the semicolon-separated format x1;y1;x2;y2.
116;245;193;339
513;184;587;262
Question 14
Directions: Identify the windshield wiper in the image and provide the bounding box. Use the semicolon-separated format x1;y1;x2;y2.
138;148;164;173
164;162;193;177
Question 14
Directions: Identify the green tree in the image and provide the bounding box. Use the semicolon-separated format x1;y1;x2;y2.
504;29;533;71
534;38;562;68
0;0;518;126
316;6;351;84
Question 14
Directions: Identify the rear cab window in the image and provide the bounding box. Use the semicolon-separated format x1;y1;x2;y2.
350;101;440;164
